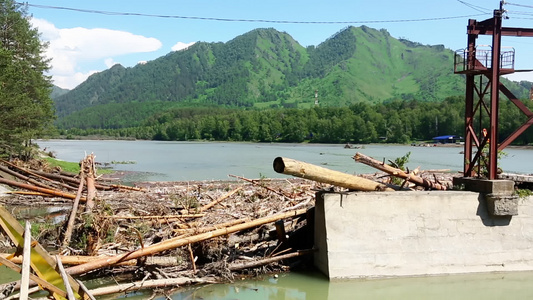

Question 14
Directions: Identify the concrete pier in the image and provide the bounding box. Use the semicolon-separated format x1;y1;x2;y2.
314;191;533;279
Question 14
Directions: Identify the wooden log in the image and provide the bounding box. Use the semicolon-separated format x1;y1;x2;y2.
173;217;252;235
20;222;31;299
0;256;68;298
84;154;97;212
0;177;81;200
273;157;394;191
0;254;179;267
228;249;315;271
0;165;75;192
66;209;308;276
30;170;113;191
109;184;146;192
89;277;216;297
229;174;293;199
0;205;89;300
103;214;205;220
55;255;76;300
62;179;85;250
353;152;448;190
198;187;242;212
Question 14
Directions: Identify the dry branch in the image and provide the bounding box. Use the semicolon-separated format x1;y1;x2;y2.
62;179;85;250
66;209;308;275
198;187;242;212
89;277;216;297
353;152;448;190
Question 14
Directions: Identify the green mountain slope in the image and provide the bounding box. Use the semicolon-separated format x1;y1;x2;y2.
53;26;530;129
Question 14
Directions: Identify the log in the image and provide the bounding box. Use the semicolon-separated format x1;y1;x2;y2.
84;154;97;212
62;179;85;249
228;249;315;271
229;174;292;199
173;217;252;235
19;222;32;299
0;177;81;200
0;165;75;192
89;277;216;297
55;255;76;300
66;209;308;275
273;157;394;191
198;187;242;212
353;152;448;190
30;170;113;191
0;256;68;298
103;214;205;220
0;254;179;267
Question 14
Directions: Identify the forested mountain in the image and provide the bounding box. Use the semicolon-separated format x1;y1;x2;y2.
53;26;530;130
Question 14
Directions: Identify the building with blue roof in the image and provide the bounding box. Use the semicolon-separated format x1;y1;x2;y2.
432;135;464;144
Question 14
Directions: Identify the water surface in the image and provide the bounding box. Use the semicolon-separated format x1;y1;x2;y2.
36;140;532;182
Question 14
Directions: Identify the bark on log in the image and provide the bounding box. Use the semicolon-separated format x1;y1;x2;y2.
66;209;307;276
0;254;179;267
273;157;395;191
31;170;113;191
89;277;216;297
84;154;97;212
353;152;448;190
0;177;82;200
62;179;85;249
0;165;75;192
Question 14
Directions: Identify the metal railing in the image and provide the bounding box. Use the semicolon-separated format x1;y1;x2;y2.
454;46;515;73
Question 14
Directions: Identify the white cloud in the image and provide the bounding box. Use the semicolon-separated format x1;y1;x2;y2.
31;18;162;89
104;58;117;68
172;41;195;51
504;72;533;83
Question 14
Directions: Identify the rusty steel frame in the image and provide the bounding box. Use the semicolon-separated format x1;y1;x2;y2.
460;4;533;179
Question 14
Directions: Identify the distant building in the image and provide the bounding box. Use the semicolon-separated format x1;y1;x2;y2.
432;135;464;144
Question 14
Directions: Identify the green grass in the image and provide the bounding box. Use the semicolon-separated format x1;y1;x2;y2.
42;157;114;175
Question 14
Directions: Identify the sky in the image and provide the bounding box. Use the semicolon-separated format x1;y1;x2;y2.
22;0;533;90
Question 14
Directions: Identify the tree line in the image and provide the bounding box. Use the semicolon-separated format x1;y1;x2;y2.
57;96;533;145
0;1;54;159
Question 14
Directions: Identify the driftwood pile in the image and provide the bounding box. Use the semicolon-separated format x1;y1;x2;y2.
0;157;321;299
0;152;459;299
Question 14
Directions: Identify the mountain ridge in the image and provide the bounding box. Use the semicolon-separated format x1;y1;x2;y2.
52;25;531;128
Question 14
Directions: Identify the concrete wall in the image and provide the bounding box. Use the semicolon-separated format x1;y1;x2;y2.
314;191;533;279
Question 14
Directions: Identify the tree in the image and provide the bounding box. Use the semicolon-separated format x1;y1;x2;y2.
0;0;54;159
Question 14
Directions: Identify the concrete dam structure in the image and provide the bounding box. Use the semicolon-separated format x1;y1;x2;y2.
314;189;533;279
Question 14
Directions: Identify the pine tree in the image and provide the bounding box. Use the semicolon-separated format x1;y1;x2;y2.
0;0;54;159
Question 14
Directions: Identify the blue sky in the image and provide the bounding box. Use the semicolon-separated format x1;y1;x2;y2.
25;0;533;89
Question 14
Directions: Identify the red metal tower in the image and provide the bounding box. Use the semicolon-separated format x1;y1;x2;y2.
454;3;533;179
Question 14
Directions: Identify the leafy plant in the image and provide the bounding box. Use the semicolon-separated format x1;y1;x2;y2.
387;152;412;185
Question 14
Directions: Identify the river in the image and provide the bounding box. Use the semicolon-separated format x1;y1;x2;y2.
3;140;533;299
35;140;532;182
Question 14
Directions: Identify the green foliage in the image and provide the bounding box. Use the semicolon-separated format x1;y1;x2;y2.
49;26;533;147
389;152;411;185
0;0;55;160
390;152;411;171
52;25;524;127
53;95;533;146
516;188;533;199
42;157;80;173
